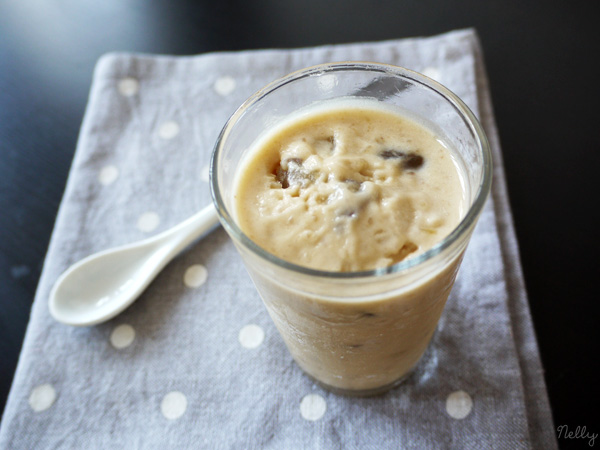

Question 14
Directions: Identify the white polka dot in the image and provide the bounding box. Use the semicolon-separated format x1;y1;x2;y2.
161;391;187;420
214;76;236;96
29;384;56;412
98;165;119;185
201;164;210;182
300;394;327;421
183;264;208;288
158;121;180;139
137;212;160;232
422;67;442;82
118;77;139;96
110;324;135;349
238;324;264;349
446;390;473;419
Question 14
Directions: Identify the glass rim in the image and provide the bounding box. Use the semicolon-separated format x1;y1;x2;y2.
210;61;492;279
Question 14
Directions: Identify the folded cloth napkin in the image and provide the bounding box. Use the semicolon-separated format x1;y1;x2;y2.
0;29;557;449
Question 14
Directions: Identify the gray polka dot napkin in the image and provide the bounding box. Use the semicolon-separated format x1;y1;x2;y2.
0;29;557;449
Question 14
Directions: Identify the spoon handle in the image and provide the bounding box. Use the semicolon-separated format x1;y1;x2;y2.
155;203;221;260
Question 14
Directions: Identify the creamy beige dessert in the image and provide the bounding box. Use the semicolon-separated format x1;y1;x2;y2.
231;99;467;392
234;100;465;271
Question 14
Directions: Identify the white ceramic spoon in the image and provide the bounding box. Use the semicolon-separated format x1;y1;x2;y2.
49;204;220;326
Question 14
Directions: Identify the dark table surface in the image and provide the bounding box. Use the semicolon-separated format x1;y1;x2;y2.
1;0;598;446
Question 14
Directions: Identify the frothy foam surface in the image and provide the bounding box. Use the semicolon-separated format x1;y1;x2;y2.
234;100;465;271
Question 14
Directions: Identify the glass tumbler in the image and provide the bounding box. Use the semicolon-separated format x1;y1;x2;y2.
211;62;492;395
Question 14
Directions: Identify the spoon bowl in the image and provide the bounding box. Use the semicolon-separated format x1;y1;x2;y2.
49;204;220;326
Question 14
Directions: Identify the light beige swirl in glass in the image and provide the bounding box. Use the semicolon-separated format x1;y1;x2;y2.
231;99;467;392
234;100;465;272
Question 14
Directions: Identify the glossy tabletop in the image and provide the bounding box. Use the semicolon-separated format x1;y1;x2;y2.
1;1;597;446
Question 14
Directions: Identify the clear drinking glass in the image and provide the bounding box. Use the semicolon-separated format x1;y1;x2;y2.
211;62;492;395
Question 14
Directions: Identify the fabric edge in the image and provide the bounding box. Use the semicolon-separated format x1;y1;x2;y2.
92;28;477;68
470;32;558;449
0;54;109;439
